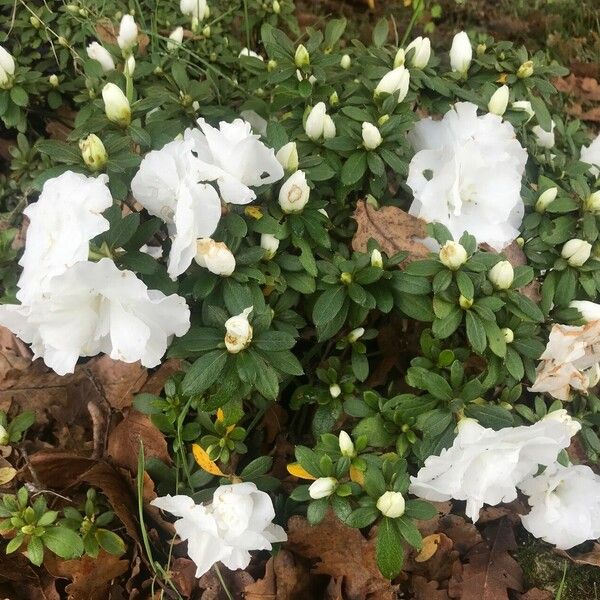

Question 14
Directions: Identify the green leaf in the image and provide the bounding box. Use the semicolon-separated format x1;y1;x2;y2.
240;456;273;480
43;526;84;559
307;498;329;525
96;529;126;555
10;86;28;107
404;500;438;521
36;140;81;164
397;516;422;549
376;517;404;579
181;350;228;396
464;404;513;429
294;445;322;477
27;537;44;566
465;311;487;354
372;17;390;47
341;152;367;186
346;506;379;529
253;330;296;351
312;286;346;327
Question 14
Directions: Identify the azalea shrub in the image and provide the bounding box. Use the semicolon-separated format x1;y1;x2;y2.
1;0;600;585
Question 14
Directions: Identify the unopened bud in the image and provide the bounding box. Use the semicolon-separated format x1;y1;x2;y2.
348;327;365;343
376;491;405;518
371;248;383;268
338;431;355;457
488;260;514;289
501;327;514;343
535;187;558;212
584;191;600;214
439;241;467;270
340;54;351;69
517;60;534;79
562;239;592;267
48;74;59;87
309;477;337;499
79;134;108;172
459;294;473;310
294;44;310;68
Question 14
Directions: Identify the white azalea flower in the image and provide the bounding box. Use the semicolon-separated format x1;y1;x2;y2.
0;259;190;375
407;101;527;251
519;462;600;549
532;122;555;149
239;110;268;136
409;415;578;522
570;300;600;322
16;171;112;304
184;118;283;204
581;134;600;177
86;42;115;72
530;321;600;401
239;47;263;61
151;483;286;577
131;138;222;279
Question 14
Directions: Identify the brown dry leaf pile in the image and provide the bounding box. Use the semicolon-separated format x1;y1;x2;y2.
554;74;600;122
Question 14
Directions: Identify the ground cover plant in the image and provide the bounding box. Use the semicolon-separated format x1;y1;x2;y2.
0;0;599;598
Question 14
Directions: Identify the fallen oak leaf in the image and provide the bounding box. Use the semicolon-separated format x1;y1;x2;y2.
285;511;397;600
352;200;430;265
556;542;600;567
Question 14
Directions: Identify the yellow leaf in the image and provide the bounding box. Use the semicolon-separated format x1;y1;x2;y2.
349;465;365;486
245;206;263;220
496;73;508;84
192;444;225;476
287;462;316;480
415;533;442;562
367;0;376;8
0;466;16;485
216;408;225;422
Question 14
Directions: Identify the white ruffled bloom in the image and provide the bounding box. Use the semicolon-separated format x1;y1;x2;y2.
184;118;283;204
405;36;431;69
374;66;410;103
181;0;207;19
532;122;555;149
450;31;472;74
117;15;138;52
407;102;527;251
0;258;190;376
581;134;600;177
409;416;578;522
86;42;115;72
519;462;600;549
530;321;600;401
131;138;222;279
151;483;286;578
278;170;310;214
194;238;235;276
224;307;253;353
15;171;112;304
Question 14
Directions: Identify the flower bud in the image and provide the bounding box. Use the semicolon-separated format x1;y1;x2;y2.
488;260;514;289
374;66;410;103
586;364;600;388
340;54;351;69
517;60;534;79
511;100;535;122
450;31;472;74
476;43;487;56
202;25;211;37
376;491;405;518
0;45;16;90
279;170;310;213
275;142;299;173
329;90;339;106
584;191;600;214
339;431;355;457
294;44;310;68
393;48;405;68
371;248;383;268
532;123;555;149
322;115;336;139
405;36;431;69
329;384;341;398
562;239;592;267
224;307;253;353
459;295;473;310
501;327;514;343
543;409;581;437
348;327;365;343
86;42;115;72
378;114;390;126
260;233;280;259
535;187;558;212
305;102;327;140
340;272;353;285
439;241;467;270
0;424;8;446
30;15;41;28
117;14;138;52
79;134;108;172
195;238;236;276
272;0;281;14
362;122;382;150
124;54;136;77
168;27;184;51
570;300;600;322
102;83;131;127
309;477;337;499
48;74;59;88
488;85;509;116
267;59;278;72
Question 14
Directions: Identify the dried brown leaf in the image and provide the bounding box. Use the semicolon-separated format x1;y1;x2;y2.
352;201;430;264
285;511;397;600
556;543;600;567
107;409;170;473
411;575;450;600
